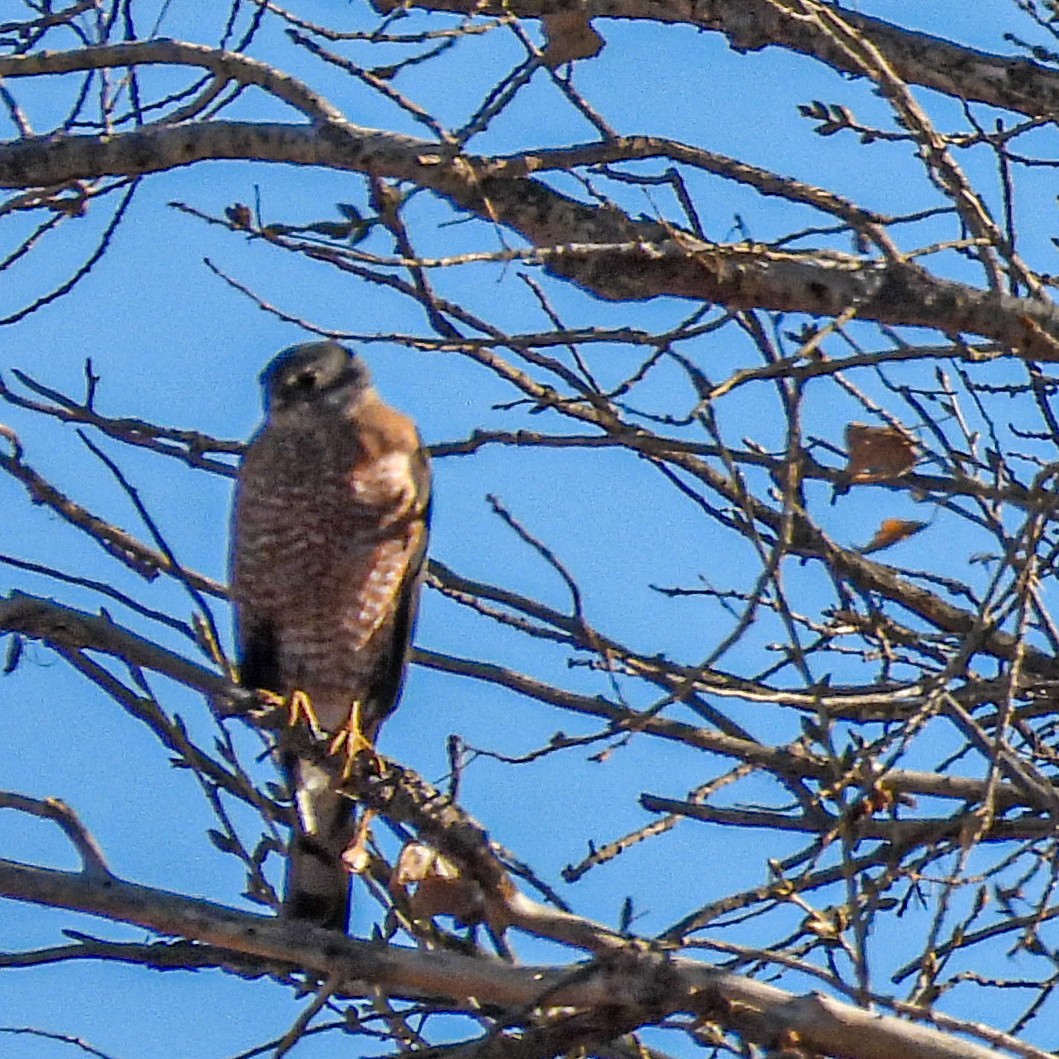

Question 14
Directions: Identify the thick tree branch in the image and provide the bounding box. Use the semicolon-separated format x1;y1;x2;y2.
369;0;1059;122
0;112;1056;356
0;856;1016;1059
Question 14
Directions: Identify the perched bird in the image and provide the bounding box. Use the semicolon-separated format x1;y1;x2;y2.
230;341;430;931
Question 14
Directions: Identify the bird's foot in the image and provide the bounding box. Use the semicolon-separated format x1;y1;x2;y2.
287;688;324;740
329;700;382;779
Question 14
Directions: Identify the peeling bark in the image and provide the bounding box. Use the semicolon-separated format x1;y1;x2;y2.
0;856;1007;1059
0;118;1056;357
370;0;1059;120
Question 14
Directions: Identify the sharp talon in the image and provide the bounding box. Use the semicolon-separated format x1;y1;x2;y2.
252;688;294;725
330;700;381;779
288;689;323;739
327;727;347;757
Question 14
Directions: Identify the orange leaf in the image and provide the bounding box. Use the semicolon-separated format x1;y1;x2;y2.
541;10;605;68
844;422;917;482
860;518;928;554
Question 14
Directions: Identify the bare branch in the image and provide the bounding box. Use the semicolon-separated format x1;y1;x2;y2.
0;856;1016;1059
0;793;111;877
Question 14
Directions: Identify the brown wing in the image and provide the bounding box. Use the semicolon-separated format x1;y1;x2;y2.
229;425;286;697
358;452;431;734
336;398;431;737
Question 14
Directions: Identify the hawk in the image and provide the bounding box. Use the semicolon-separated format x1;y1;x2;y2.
230;341;430;931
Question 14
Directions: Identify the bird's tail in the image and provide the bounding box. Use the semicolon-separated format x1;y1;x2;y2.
282;754;354;931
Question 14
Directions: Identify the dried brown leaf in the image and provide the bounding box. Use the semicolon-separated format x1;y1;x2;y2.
409;875;487;923
225;203;252;230
390;841;487;925
844;422;917;482
541;10;605;68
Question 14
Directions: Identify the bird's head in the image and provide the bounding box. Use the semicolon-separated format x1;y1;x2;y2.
260;341;371;417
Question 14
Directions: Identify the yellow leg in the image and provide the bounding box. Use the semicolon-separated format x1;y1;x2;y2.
329;700;380;778
249;688;326;740
287;688;323;739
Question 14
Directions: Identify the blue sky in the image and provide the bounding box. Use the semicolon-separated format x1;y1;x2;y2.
2;2;1057;1056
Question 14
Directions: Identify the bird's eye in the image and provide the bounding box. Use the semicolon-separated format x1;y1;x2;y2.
290;370;317;394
